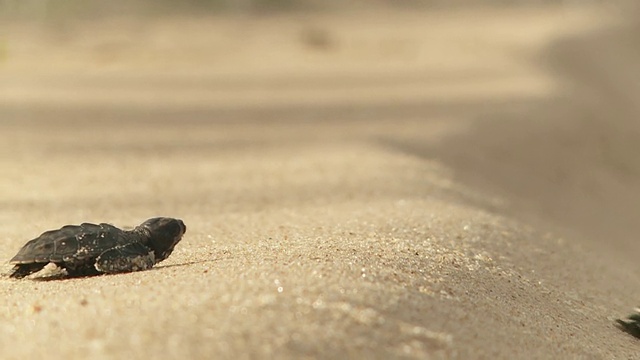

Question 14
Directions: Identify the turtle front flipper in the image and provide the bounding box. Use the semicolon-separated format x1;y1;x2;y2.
94;242;155;274
616;308;640;338
8;263;47;279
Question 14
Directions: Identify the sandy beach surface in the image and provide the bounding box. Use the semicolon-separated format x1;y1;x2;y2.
2;4;640;358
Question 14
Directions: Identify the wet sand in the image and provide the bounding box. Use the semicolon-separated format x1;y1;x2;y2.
1;5;640;358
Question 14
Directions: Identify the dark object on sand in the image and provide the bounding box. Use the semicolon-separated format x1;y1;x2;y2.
8;217;186;279
616;308;640;338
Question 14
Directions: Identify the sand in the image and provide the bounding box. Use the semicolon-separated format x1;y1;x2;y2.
1;4;640;359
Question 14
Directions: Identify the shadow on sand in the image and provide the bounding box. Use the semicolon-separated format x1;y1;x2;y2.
20;258;222;281
384;17;640;265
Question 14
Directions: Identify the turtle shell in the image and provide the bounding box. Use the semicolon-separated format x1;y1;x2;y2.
9;223;131;265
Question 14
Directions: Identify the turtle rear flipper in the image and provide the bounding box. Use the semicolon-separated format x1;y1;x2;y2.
616;319;640;338
9;263;47;279
95;242;155;274
616;308;640;338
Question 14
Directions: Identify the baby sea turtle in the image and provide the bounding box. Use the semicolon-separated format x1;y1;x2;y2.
617;308;640;338
8;217;186;279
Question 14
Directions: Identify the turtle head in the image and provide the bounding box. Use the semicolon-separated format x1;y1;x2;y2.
136;217;186;262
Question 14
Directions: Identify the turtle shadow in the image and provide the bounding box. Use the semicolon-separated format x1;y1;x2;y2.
152;258;220;270
25;257;223;281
